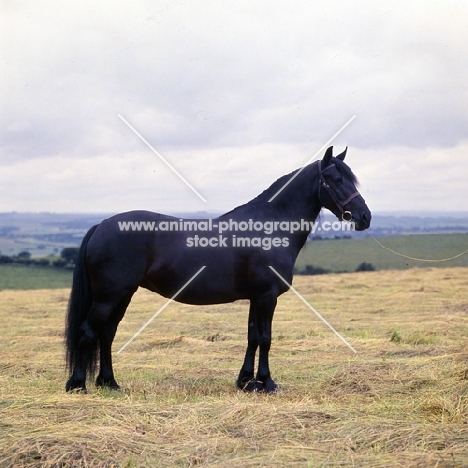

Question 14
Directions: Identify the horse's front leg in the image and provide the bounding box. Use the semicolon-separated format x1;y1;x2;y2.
237;302;262;392
254;293;279;393
237;293;278;393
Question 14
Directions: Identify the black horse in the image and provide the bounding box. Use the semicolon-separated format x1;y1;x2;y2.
65;146;371;393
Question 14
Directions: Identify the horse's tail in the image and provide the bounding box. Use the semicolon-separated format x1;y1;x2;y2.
65;224;99;375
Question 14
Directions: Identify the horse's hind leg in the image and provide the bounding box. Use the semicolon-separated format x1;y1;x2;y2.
66;291;134;392
95;292;135;390
65;317;99;393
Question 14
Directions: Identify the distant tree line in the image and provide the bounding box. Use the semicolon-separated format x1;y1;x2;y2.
294;262;376;275
0;247;79;270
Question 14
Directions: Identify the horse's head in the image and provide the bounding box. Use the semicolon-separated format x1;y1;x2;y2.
318;146;371;231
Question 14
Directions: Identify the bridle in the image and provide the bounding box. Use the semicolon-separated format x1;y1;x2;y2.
318;160;361;222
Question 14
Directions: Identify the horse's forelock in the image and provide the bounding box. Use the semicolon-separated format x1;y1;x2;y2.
334;158;359;186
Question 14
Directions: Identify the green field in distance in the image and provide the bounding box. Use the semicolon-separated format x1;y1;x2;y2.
0;233;467;290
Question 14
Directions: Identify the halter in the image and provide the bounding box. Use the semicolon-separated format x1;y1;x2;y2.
318;160;361;222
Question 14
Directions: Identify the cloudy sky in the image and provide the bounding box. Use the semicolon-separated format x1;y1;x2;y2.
1;0;467;215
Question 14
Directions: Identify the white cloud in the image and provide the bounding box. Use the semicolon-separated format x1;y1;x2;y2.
354;143;468;213
1;0;467;213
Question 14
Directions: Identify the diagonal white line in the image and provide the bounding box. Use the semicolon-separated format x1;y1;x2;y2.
268;115;356;202
117;266;206;354
269;266;357;354
118;114;207;203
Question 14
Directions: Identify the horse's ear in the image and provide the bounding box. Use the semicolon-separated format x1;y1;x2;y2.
336;147;348;161
322;146;333;166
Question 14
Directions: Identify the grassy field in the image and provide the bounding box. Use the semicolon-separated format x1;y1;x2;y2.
0;264;72;291
296;233;468;272
1;267;468;466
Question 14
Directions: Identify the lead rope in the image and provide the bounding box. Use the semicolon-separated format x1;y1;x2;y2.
368;234;468;263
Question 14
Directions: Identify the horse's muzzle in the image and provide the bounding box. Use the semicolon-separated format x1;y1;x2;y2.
354;209;372;231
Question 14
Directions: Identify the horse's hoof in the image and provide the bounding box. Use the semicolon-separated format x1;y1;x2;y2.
265;385;281;395
258;378;280;394
95;375;121;391
237;378;265;393
65;378;87;393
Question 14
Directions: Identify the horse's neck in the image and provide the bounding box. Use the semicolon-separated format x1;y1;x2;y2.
267;165;322;255
272;165;322;222
223;163;322;225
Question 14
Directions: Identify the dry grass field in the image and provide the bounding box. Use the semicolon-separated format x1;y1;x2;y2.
1;267;468;467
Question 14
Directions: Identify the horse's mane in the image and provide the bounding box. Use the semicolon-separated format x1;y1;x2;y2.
248;168;304;203
221;164;316;217
220;157;358;218
252;158;358;203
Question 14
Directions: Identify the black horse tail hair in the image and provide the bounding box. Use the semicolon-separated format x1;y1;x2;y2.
65;224;99;376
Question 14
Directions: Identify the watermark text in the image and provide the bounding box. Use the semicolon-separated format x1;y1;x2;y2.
117;218;355;250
